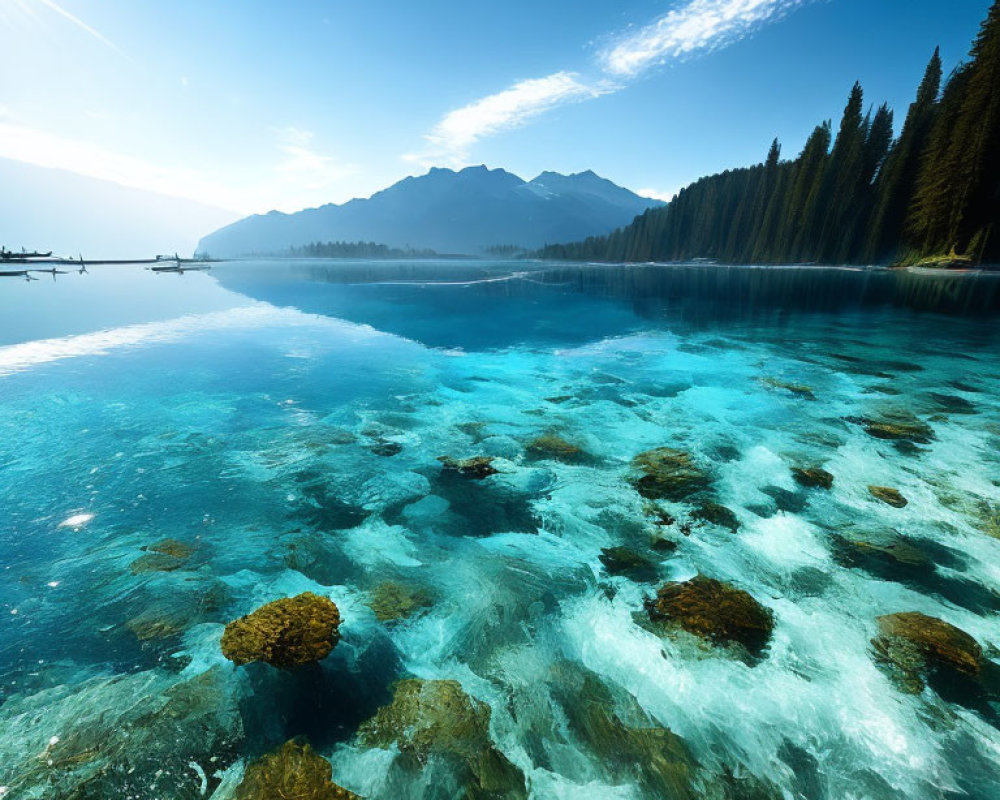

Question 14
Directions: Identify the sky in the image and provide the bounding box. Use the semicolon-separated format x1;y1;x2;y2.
0;0;993;221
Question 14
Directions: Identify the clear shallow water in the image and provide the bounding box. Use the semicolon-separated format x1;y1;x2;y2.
1;260;1000;799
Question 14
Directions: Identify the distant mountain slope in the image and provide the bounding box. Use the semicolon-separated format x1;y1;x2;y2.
197;166;663;257
0;159;238;259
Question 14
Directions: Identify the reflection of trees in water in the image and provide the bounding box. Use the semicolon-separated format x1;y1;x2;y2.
532;265;1000;318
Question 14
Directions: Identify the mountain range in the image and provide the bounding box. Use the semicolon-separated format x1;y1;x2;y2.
196;166;663;257
0;158;237;260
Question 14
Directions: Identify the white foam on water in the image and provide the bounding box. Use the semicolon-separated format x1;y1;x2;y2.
57;512;94;528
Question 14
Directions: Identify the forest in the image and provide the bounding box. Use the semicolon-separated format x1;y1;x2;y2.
540;1;1000;266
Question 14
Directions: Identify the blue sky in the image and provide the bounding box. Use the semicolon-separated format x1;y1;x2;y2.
0;0;991;218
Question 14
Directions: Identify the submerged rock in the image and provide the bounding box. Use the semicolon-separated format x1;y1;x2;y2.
236;740;362;800
437;455;499;480
869;486;908;508
791;467;834;490
691;501;740;532
760;377;815;400
358;679;527;799
130;551;189;574
646;575;774;655
927;392;977;414
835;536;932;570
599;546;659;582
145;537;196;559
525;433;585;463
760;485;808;514
872;611;983;693
0;667;242;799
541;661;782;800
284;534;351;587
859;414;934;444
973;500;1000;539
369;439;403;457
129;538;195;575
128;583;229;643
631;447;711;502
221;592;341;669
366;580;433;623
550;665;698;799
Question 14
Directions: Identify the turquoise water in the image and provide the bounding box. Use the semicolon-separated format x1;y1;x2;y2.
1;260;999;799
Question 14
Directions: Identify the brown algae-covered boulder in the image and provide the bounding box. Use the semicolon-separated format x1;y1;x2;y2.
631;448;711;502
366;581;433;624
146;538;196;559
130;552;188;574
791;467;834;490
437;455;499;479
237;740;362;800
359;679;526;799
869;486;908;508
691;501;740;532
221;592;341;669
861;415;933;443
872;611;983;693
646;576;774;655
599;546;659;582
761;377;815;399
525;433;584;463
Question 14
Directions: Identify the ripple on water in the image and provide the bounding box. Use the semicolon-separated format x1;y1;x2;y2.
0;282;999;799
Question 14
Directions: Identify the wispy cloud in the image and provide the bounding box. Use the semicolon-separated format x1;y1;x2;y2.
637;186;681;203
0;120;359;214
0;121;246;211
275;127;359;189
413;0;808;165
601;0;806;77
408;72;612;168
33;0;130;59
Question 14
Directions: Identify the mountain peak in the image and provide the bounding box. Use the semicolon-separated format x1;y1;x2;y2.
198;165;661;256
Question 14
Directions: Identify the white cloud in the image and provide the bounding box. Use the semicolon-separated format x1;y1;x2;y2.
274;126;359;190
637;186;681;203
412;0;808;166
0;121;247;211
601;0;806;77
33;0;130;59
408;72;613;167
0;121;359;214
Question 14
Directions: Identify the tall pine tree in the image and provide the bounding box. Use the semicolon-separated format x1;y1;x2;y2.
865;48;942;262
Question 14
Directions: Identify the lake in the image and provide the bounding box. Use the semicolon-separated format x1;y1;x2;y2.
1;259;999;799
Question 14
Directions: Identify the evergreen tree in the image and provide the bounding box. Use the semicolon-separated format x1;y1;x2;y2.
865;48;942;262
537;0;1000;267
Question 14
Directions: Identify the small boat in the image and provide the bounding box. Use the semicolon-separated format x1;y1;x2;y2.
1;247;53;260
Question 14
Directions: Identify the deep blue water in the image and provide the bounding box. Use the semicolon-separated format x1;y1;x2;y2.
1;260;999;799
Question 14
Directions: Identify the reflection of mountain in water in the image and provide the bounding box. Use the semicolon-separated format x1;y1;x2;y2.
212;260;1000;350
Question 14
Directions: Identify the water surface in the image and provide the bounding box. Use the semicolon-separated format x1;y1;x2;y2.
1;260;999;799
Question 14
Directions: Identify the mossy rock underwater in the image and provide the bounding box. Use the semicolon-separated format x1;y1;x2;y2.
630;447;711;502
599;546;659;582
525;433;586;463
868;485;908;508
366;580;434;623
358;679;527;799
691;501;741;532
791;467;834;490
871;611;983;694
859;415;934;444
437;455;500;479
645;575;775;656
220;592;341;669
236;739;362;800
